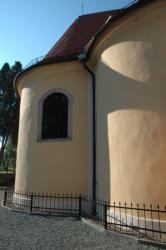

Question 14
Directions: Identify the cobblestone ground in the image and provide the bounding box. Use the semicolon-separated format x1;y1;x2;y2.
0;191;160;250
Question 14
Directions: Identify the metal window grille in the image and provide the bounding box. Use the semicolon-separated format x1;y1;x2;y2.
42;93;68;139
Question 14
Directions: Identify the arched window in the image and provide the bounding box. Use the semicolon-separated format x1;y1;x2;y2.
42;92;68;139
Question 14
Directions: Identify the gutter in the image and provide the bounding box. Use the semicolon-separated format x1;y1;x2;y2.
78;54;97;215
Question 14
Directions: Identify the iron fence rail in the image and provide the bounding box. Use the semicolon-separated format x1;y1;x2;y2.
106;202;166;241
3;189;166;243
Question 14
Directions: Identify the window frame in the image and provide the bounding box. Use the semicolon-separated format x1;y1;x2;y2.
37;89;73;142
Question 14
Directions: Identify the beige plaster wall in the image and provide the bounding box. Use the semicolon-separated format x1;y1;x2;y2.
15;61;89;194
91;0;166;206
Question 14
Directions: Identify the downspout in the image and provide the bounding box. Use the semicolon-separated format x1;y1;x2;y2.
78;54;97;215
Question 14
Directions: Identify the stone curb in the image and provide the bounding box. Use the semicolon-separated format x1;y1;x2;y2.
2;202;166;249
81;217;166;249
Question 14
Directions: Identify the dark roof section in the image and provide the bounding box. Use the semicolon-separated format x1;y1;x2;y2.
44;0;156;62
14;0;157;94
44;10;121;60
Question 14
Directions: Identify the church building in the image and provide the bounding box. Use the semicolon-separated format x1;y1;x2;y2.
14;0;166;208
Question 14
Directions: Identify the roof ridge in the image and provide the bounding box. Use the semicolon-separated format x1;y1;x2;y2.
78;9;120;18
45;10;112;60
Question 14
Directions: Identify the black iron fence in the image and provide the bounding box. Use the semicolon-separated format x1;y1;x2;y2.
106;202;166;241
3;189;166;243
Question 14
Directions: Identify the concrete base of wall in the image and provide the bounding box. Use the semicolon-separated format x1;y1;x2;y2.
108;210;166;240
13;193;80;213
12;193;93;216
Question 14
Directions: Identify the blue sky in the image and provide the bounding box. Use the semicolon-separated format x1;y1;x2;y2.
0;0;133;68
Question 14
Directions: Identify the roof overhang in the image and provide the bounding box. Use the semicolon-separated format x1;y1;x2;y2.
85;0;156;60
14;0;157;96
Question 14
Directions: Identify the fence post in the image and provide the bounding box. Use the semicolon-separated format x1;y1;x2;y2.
104;201;107;230
3;190;7;206
30;193;33;212
79;194;82;218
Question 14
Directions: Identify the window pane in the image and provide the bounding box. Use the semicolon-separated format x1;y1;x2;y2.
42;93;68;139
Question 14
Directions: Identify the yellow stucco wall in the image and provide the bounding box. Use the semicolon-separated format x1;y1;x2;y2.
89;0;166;205
15;0;166;209
15;61;89;194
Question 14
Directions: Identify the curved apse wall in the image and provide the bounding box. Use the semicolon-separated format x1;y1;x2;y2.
95;3;166;206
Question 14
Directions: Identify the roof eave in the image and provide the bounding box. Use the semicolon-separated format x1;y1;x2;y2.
14;0;157;96
85;0;157;60
14;55;78;96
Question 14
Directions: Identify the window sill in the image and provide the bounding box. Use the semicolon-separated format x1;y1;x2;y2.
37;137;72;143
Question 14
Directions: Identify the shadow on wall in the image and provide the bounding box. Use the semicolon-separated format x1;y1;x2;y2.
96;11;166;204
95;7;166;203
98;43;166;204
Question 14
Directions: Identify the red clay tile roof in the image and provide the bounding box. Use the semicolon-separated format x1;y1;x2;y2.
45;10;121;60
14;0;156;92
